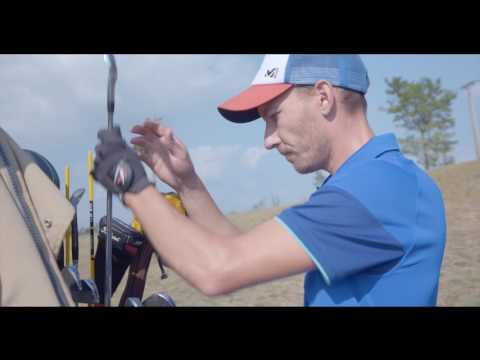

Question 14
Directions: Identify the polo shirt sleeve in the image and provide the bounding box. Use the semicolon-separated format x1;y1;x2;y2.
276;185;405;286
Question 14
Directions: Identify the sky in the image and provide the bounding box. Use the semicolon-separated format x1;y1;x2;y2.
1;54;479;229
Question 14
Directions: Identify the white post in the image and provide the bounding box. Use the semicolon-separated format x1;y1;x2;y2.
462;81;480;160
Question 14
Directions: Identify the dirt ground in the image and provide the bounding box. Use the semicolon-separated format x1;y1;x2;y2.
76;161;480;306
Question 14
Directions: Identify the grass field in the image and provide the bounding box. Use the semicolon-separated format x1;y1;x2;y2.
76;160;480;306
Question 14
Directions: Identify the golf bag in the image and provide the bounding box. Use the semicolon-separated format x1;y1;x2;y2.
23;149;73;271
24;149;61;189
94;216;146;301
25;147;176;306
94;215;171;305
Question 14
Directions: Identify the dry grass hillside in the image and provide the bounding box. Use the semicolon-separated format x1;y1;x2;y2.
429;160;480;306
76;160;480;306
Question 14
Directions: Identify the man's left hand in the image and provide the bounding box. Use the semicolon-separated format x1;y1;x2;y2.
92;126;152;197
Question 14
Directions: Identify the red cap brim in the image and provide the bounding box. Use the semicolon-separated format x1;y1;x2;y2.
218;84;293;123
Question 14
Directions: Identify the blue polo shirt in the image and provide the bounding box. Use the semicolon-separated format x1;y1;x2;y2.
276;133;447;306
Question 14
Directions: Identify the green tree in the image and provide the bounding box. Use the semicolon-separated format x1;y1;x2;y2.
383;77;457;170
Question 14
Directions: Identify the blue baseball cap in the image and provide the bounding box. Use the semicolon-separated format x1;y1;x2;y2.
218;54;370;123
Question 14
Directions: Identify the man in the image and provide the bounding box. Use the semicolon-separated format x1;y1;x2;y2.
93;54;447;306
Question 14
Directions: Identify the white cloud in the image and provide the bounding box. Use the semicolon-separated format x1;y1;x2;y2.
241;146;269;169
0;54;261;146
188;144;271;181
190;145;241;179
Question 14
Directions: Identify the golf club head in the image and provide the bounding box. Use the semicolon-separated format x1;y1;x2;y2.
61;266;82;292
70;188;86;208
104;54;117;78
104;54;117;107
71;279;100;305
124;297;143;307
142;292;176;307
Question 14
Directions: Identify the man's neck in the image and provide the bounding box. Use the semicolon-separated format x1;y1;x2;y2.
325;115;374;175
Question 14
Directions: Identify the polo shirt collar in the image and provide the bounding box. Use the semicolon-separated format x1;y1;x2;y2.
322;133;400;186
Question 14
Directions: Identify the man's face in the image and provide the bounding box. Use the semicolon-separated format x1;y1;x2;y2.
258;87;330;174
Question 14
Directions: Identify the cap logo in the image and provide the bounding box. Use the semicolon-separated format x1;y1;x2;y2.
265;68;279;79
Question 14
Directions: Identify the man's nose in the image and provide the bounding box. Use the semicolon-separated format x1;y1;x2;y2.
264;122;280;150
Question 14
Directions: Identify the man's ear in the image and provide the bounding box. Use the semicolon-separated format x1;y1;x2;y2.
313;80;335;116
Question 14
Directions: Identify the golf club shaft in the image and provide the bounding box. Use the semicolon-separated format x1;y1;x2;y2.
105;97;114;307
64;164;72;267
88;151;95;281
104;54;117;307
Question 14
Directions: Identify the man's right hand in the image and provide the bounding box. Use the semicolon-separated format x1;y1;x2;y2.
130;119;198;192
131;119;242;238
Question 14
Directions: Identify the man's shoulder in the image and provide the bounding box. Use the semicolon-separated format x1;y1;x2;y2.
328;158;418;196
313;158;425;221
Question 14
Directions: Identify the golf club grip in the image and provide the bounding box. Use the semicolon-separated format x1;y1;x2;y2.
90;255;95;282
71;215;79;265
89;202;95;276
